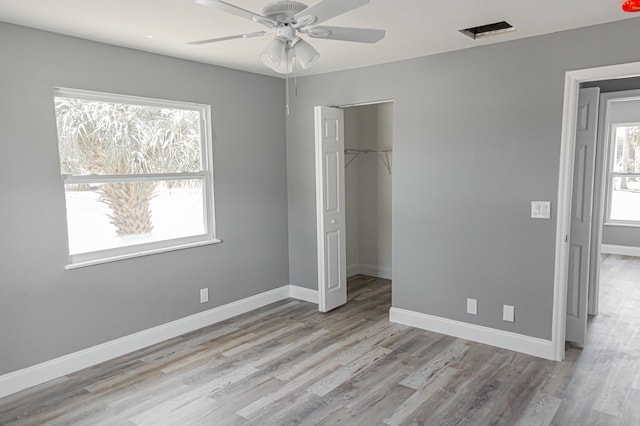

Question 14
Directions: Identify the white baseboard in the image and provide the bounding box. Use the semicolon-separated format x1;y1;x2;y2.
0;284;319;399
289;285;318;304
360;264;392;280
601;244;640;257
389;307;556;361
347;263;392;280
347;263;361;278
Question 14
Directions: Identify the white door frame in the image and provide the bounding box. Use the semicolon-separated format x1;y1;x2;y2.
552;61;640;361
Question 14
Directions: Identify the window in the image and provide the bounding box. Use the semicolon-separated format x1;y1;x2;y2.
606;124;640;225
54;88;217;268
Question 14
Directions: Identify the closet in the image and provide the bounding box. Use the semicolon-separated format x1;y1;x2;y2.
343;102;393;280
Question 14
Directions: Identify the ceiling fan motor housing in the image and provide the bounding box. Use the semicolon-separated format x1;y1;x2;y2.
276;25;297;42
261;1;308;21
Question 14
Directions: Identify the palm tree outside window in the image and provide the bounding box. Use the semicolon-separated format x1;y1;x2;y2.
54;88;217;268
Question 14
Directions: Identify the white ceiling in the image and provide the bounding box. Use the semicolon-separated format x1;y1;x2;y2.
0;0;636;78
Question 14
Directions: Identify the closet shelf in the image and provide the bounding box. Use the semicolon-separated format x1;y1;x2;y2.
344;148;392;174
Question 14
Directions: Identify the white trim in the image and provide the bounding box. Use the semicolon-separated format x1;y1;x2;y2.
288;285;319;304
54;87;209;111
359;264;392;280
347;263;392;280
336;99;394;109
553;71;579;361
66;238;222;270
554;61;640;362
389;307;555;361
604;222;640;228
0;285;291;399
601;244;640;257
347;263;361;278
64;172;207;185
603;102;640;227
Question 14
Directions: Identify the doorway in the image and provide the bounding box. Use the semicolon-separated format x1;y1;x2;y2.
583;84;640;318
554;63;640;360
343;102;393;281
314;101;394;312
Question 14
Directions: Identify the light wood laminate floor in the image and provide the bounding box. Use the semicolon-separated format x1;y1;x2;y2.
1;254;639;425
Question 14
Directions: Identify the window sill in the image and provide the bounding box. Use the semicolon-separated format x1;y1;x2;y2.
604;222;640;229
65;238;223;270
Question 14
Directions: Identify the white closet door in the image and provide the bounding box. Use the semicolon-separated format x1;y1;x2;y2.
315;106;347;312
566;87;599;346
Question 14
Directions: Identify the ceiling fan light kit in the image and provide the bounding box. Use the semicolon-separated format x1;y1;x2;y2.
191;0;385;74
260;38;287;70
292;38;320;69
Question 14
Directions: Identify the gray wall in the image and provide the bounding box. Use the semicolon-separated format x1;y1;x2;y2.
286;17;640;340
0;22;288;376
602;226;640;248
344;103;393;275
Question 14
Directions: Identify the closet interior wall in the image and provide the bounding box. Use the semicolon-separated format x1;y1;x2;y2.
344;102;393;279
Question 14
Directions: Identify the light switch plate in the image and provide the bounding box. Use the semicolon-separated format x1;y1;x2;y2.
200;288;209;303
467;298;477;315
503;305;515;322
531;201;551;219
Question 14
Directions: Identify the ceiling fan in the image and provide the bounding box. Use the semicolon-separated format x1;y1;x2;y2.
189;0;386;73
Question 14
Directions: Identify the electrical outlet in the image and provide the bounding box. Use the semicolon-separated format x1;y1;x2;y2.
200;288;209;304
503;305;515;322
467;298;477;315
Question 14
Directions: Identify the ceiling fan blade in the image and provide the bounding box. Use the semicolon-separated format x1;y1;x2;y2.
188;31;269;45
295;0;369;26
195;0;277;27
306;26;385;43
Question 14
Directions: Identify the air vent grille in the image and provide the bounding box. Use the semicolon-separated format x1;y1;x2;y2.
459;21;514;40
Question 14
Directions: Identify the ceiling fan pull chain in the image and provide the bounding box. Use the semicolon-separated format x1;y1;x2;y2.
293;53;298;96
285;48;290;115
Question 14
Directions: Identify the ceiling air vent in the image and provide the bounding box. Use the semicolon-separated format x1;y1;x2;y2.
459;21;514;40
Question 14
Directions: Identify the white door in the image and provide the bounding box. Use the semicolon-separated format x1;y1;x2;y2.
566;87;600;346
315;106;347;312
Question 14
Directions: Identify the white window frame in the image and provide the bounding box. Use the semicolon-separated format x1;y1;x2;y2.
604;120;640;227
54;88;219;269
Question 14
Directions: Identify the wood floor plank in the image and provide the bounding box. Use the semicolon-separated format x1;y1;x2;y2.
409;352;510;426
308;346;392;396
274;319;391;382
1;257;639;425
621;388;640;425
514;391;563;426
221;321;306;357
383;366;460;426
399;339;469;390
128;387;217;426
592;355;635;417
235;361;339;419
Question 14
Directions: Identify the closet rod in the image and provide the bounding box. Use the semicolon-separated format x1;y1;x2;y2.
344;148;392;153
344;148;392;174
